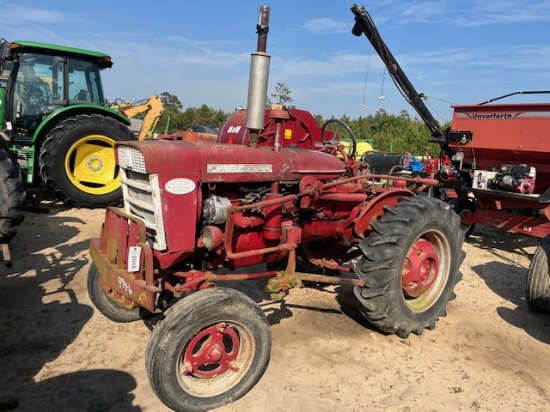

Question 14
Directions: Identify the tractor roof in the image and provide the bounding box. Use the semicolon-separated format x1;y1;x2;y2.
9;40;113;69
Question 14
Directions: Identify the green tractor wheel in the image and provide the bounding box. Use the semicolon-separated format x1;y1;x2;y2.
39;114;135;208
0;149;26;244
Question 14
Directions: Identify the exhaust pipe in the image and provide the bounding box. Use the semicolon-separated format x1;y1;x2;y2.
245;6;271;147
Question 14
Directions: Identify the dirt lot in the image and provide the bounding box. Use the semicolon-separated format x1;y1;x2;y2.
1;198;549;412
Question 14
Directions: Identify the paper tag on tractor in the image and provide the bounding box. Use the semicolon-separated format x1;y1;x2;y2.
128;246;142;272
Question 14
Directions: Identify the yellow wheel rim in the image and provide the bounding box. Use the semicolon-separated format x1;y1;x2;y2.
64;134;119;195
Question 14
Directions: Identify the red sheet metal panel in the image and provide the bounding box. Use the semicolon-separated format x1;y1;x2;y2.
218;108;328;150
450;103;550;192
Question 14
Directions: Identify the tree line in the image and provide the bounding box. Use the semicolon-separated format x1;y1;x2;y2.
155;86;448;156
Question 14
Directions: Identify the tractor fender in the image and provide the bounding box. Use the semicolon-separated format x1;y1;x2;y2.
31;104;131;146
354;187;415;238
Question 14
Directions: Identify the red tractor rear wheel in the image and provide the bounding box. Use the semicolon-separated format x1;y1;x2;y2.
145;287;271;412
353;196;465;338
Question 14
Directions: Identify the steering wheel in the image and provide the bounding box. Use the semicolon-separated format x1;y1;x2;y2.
23;82;44;98
321;118;357;159
23;81;53;107
72;89;90;101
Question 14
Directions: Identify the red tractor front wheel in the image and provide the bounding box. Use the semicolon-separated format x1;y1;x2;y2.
353;196;465;338
145;288;271;412
87;263;141;323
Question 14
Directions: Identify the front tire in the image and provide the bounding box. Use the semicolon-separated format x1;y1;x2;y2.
0;149;26;244
526;235;550;314
353;196;465;338
87;263;141;322
39;114;135;208
146;288;272;412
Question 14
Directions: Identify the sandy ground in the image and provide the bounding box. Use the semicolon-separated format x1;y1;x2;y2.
1;197;549;412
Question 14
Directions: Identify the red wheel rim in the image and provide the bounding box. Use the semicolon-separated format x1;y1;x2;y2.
181;322;241;379
402;239;439;298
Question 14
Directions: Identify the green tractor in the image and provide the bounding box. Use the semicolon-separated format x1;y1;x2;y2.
0;39;135;208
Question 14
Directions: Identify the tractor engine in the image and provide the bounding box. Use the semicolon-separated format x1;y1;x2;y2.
489;164;536;194
116;138;351;270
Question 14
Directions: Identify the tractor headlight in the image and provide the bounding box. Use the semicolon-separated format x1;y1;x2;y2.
201;225;224;250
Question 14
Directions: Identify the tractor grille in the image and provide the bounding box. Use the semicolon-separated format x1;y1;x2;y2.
118;146;147;174
120;166;167;251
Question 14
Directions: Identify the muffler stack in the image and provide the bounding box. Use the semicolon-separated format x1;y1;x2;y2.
245;6;271;147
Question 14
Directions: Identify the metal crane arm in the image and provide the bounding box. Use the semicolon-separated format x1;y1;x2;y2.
112;94;164;140
350;4;445;138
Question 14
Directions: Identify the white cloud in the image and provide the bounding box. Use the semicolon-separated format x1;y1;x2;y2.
451;1;550;26
163;35;239;48
399;1;448;22
302;17;349;35
1;2;84;24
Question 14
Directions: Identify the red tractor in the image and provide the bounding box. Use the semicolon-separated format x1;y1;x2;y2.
88;5;465;411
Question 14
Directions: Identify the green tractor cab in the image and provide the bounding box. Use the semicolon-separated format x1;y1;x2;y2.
0;39;134;208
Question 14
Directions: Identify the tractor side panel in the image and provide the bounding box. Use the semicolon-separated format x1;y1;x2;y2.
158;172;201;253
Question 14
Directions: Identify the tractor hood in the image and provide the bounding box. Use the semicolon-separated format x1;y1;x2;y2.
116;140;346;182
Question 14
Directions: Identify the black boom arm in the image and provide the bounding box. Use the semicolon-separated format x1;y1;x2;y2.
350;4;445;139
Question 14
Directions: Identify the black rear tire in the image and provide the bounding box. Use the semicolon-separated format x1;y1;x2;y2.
39;114;135;208
0;149;26;244
146;287;271;412
448;197;476;239
87;263;141;322
526;235;550;314
353;196;465;338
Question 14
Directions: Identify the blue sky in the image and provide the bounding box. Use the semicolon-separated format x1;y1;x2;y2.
6;0;550;123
